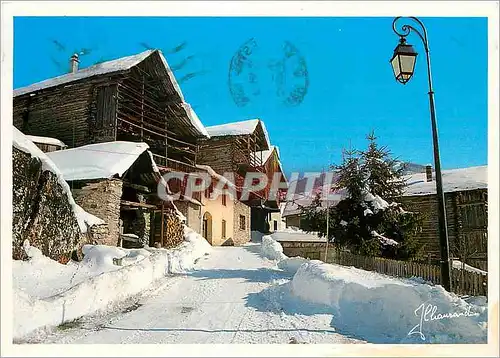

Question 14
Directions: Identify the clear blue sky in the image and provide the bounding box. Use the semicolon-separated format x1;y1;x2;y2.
13;17;487;175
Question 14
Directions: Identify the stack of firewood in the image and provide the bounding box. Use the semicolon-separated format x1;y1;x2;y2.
162;209;185;248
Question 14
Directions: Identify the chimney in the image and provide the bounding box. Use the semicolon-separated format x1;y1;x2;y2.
69;53;80;73
425;164;433;182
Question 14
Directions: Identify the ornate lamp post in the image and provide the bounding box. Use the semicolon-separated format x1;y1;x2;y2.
390;16;452;292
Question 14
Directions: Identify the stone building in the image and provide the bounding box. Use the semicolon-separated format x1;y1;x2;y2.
46;140;184;248
12;127;104;262
174;164;251;246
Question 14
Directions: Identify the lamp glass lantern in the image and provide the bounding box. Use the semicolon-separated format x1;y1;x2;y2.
390;38;418;84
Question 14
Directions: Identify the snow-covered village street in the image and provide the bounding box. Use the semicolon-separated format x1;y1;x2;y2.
34;243;363;344
14;231;488;345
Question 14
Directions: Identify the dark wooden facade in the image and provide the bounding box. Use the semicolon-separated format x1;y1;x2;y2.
13;50;204;174
400;188;488;268
197;121;269;205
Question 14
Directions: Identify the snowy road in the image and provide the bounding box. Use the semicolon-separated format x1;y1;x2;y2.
45;244;363;344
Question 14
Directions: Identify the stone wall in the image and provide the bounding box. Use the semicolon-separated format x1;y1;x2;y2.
72;179;123;246
175;200;202;234
233;200;251;245
12;147;82;261
278;241;327;260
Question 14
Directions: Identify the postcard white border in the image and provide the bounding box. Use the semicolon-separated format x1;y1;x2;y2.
1;1;498;357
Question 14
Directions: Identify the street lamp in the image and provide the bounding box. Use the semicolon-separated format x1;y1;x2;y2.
390;16;452;292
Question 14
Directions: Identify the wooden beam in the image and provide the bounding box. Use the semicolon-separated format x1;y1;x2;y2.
123;182;151;193
120;200;157;209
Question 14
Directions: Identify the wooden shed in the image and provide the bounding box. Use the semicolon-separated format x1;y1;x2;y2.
400;166;488;269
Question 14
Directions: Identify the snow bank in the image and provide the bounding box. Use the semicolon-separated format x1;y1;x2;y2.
260;235;287;261
291;261;487;343
13;127;103;233
13;226;211;340
277;257;309;274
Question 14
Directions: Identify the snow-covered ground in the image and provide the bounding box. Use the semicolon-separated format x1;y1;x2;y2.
14;232;488;344
260;234;487;343
13;227;211;340
30;244;362;344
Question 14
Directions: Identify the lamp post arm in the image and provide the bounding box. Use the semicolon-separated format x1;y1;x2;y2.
392;17;433;92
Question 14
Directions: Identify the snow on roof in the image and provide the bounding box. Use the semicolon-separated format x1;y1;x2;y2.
181;102;210;138
25;135;67;148
14;50;209;139
271;230;326;243
46;141;151;182
14;50;155;97
205;119;270;148
403;166;487;196
13;127;104;232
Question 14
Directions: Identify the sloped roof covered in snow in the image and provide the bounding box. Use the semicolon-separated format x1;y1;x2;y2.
13;50;209;139
25;135;67;148
46;141;152;182
14;50;155;97
403;166;487;196
205;119;270;150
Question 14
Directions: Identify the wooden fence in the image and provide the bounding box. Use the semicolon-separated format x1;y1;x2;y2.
326;249;487;297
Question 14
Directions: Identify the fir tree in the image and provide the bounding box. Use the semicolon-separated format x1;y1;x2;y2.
361;130;407;199
300;132;425;260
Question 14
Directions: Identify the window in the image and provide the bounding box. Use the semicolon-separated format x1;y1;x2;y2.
205;184;213;199
222;194;227;206
239;215;246;230
274;220;278;231
222;220;226;239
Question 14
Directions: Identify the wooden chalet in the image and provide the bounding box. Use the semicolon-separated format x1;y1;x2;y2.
13;49;209;176
199;119;271;205
400;165;488;269
198;120;288;233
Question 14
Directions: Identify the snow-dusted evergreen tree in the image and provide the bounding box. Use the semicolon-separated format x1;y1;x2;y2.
361;130;407;199
301;133;424;260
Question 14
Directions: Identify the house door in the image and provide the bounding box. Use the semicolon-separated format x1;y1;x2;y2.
202;212;213;244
